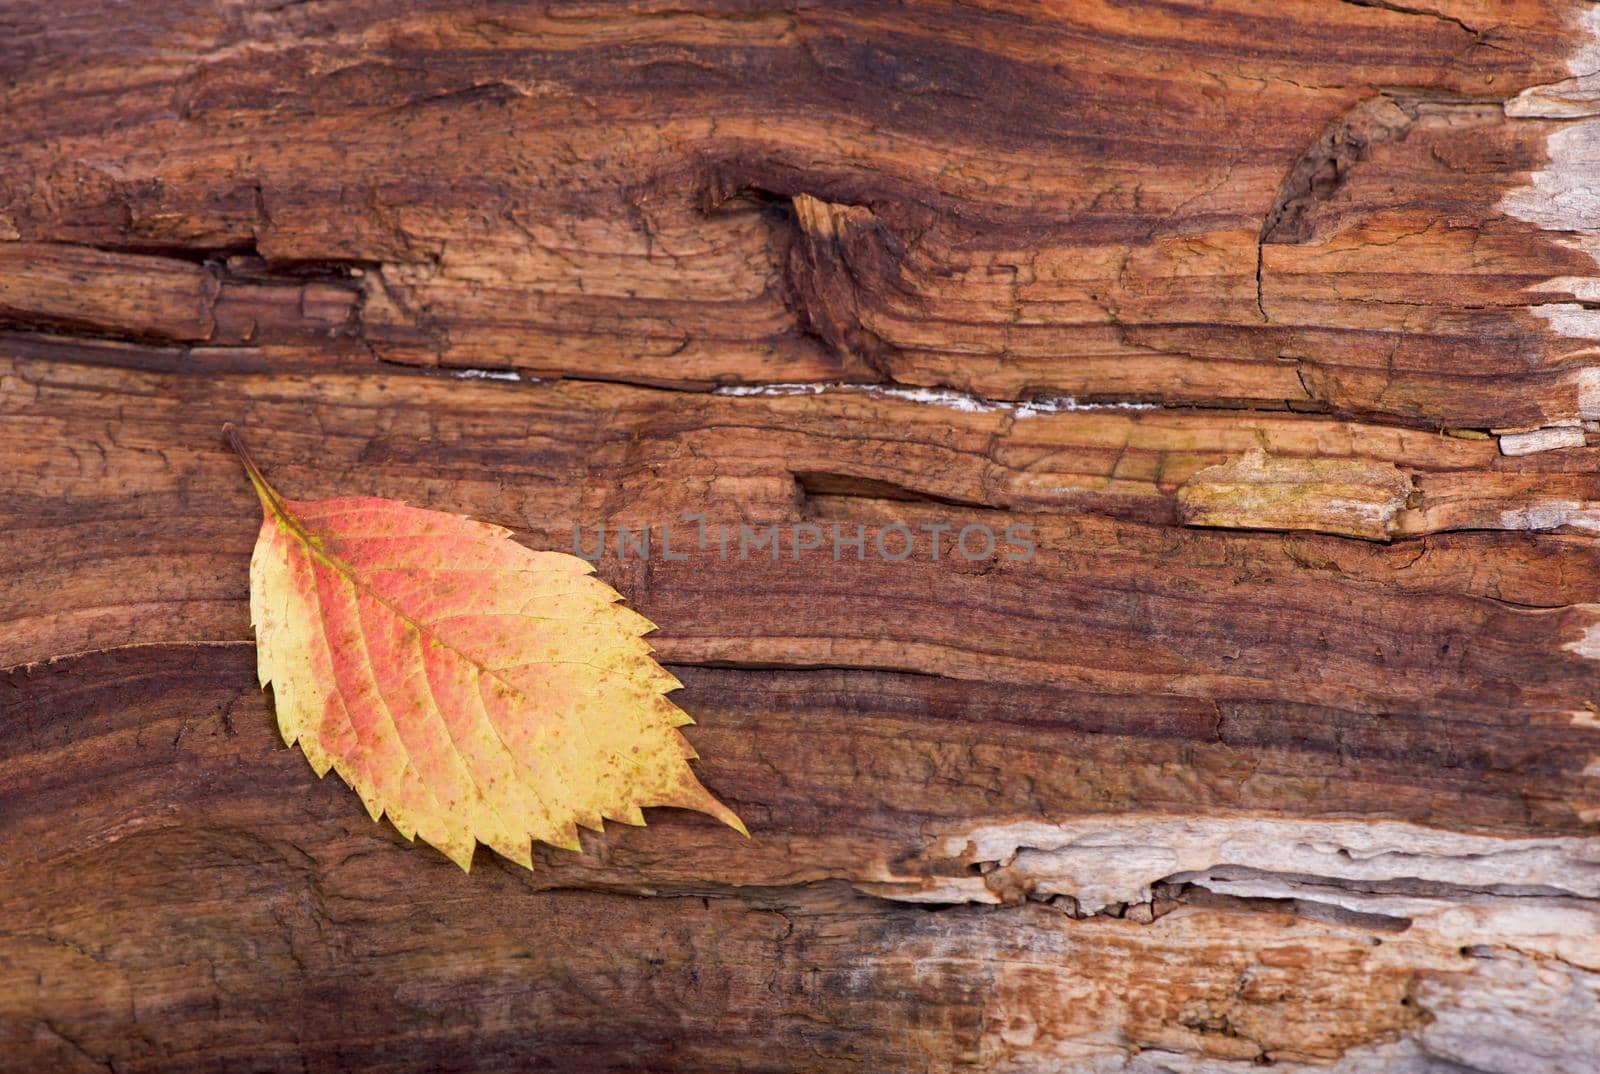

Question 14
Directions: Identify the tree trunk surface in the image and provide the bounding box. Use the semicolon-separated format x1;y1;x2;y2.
4;2;1600;1071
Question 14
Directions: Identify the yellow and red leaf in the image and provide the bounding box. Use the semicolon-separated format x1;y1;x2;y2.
227;425;744;870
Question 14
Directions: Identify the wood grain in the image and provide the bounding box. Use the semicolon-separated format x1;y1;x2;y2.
4;1;1600;1071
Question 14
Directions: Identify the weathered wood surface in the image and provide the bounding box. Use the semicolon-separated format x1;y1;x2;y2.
5;1;1600;1071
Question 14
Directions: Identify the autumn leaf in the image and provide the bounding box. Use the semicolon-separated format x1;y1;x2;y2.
225;424;745;870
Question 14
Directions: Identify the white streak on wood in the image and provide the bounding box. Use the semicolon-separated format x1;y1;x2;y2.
1534;276;1600;303
1013;396;1158;417
451;368;523;381
1501;6;1600;430
895;816;1600;915
1531;302;1600;342
1498;426;1587;455
1578;367;1600;420
1563;612;1600;661
1506;6;1600;119
712;381;1156;414
1500;119;1600;240
1499;500;1600;533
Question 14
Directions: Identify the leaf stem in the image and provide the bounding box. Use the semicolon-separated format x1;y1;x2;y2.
223;422;286;516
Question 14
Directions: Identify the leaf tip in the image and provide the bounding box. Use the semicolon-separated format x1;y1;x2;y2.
669;773;748;838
